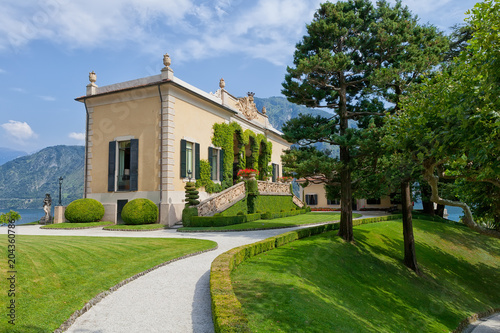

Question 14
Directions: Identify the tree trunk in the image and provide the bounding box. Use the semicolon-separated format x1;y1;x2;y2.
337;76;353;242
421;183;435;216
338;146;353;242
436;204;445;218
401;180;420;274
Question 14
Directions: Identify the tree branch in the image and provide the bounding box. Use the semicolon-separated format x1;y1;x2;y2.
423;161;500;239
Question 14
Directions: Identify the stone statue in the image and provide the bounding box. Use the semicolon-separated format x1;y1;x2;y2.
236;92;259;120
41;193;52;224
89;71;96;84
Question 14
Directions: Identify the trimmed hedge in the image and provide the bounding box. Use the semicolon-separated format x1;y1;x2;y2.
261;209;306;220
187;215;247;227
222;195;300;216
182;207;198;225
65;198;105;223
210;214;403;332
121;198;159;225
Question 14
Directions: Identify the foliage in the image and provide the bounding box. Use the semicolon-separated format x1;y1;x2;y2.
0;210;21;224
222;195;299;216
188;215;247;227
182;206;198;226
388;0;500;235
184;181;200;206
0;235;215;333
64;198;104;223
121;198;158;225
232;219;500;333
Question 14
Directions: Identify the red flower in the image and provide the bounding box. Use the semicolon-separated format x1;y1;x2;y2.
237;169;259;177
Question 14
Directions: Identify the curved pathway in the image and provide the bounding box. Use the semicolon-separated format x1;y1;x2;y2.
3;212;387;333
464;314;500;333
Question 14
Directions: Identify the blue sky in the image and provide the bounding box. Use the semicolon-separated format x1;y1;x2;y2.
0;0;479;153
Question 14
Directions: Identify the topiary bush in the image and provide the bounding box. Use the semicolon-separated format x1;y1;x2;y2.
121;198;158;225
65;198;105;223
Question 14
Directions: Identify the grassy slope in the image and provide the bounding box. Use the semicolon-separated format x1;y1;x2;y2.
0;236;216;333
179;212;361;232
232;219;500;332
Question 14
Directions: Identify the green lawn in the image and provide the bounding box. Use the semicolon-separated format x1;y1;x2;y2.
178;212;361;232
40;221;113;229
0;236;216;333
103;223;167;231
231;219;500;332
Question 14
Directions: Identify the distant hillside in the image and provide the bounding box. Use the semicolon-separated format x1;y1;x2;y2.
255;96;342;157
0;145;84;209
0;147;28;166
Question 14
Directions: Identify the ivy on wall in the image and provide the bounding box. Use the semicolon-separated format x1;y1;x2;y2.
195;159;222;193
210;122;273;191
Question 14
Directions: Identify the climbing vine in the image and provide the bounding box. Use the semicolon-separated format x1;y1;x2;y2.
211;122;273;190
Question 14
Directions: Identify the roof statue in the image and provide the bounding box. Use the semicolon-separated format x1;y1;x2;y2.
236;92;258;120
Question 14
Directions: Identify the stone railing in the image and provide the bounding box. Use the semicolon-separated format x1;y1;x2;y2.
257;181;291;195
196;181;305;216
293;195;305;208
197;182;246;216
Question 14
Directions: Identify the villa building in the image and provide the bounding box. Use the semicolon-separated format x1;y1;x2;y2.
76;54;291;226
297;178;395;211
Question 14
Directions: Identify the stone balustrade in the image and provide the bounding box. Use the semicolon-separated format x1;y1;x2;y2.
197;182;246;216
196;181;305;216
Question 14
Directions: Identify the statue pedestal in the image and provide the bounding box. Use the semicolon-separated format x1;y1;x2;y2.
54;206;66;224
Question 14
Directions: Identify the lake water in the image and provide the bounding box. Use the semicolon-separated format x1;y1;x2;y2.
413;202;463;222
0;208;48;225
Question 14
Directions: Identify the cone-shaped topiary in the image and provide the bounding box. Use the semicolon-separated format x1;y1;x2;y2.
65;198;105;223
121;198;158;225
185;182;200;206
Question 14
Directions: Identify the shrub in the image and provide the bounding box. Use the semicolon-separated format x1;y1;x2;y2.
121;199;158;225
237;211;245;216
65;198;104;223
182;207;198;226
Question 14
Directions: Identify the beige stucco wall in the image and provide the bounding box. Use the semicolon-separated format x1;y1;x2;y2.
302;183;340;208
358;196;392;209
87;88;160;194
268;136;289;179
172;97;228;192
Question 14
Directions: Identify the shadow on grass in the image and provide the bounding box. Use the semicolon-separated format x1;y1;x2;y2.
232;221;500;332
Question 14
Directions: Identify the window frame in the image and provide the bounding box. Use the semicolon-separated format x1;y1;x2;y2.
305;194;318;206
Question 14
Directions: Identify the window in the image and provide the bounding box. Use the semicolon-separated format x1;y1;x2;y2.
181;139;200;179
367;198;381;205
327;198;340;205
108;139;138;192
305;194;318;206
209;147;224;182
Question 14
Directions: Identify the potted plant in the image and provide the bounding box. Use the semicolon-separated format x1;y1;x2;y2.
237;168;259;180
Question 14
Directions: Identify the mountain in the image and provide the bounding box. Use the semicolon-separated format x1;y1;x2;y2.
254;96;335;131
0;147;28;166
255;96;342;157
0;145;84;209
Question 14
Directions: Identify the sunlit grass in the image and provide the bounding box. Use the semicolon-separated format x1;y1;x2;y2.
0;236;216;333
103;223;167;231
232;219;500;332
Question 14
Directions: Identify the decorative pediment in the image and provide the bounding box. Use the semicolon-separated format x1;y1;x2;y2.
236;92;259;120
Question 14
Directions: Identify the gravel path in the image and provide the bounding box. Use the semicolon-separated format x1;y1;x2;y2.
2;211;387;333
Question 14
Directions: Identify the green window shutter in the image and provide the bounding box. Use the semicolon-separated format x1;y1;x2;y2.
208;146;213;170
108;141;116;192
195;143;200;179
130;139;139;191
180;139;187;178
219;149;224;181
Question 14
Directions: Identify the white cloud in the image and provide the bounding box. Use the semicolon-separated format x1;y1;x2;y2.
1;120;38;144
11;87;27;93
39;95;56;101
0;68;5;73
68;132;85;141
